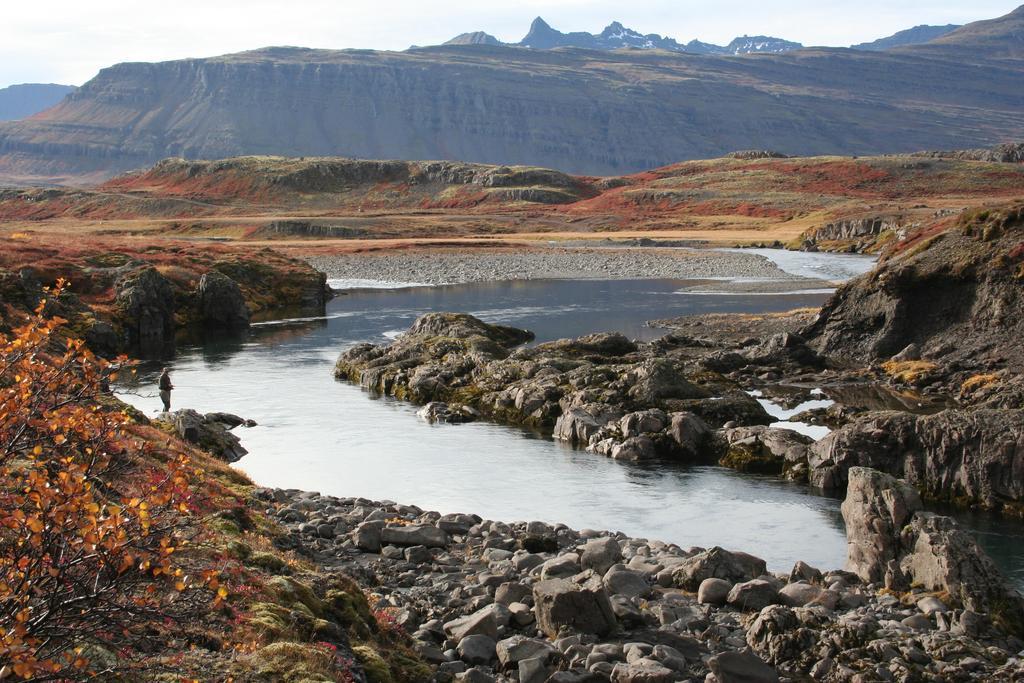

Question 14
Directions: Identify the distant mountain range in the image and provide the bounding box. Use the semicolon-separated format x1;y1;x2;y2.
443;17;965;55
445;17;802;55
0;83;76;122
0;6;1022;184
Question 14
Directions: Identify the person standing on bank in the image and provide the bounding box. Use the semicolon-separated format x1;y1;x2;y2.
159;368;174;412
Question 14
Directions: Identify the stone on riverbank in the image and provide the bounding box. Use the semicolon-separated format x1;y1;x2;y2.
159;409;248;462
533;574;618;638
380;524;449;548
672;547;767;591
258;484;1024;681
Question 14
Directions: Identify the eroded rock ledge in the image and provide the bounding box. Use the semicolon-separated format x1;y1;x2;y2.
261;466;1024;682
810;409;1024;513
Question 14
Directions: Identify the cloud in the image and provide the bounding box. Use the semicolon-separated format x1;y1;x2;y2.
0;0;1019;87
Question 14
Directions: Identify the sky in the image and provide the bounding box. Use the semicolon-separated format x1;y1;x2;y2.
1;0;1020;88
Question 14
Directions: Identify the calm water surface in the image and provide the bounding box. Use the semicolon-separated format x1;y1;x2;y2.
116;256;1024;583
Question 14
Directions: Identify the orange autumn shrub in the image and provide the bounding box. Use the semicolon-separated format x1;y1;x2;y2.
0;282;219;680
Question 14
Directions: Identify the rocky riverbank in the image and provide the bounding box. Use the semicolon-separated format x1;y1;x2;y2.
262;466;1024;682
0;239;330;356
306;247;806;287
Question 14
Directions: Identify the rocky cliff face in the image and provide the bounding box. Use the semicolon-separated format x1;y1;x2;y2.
804;204;1024;370
1;5;1023;184
797;215;904;252
809;409;1024;512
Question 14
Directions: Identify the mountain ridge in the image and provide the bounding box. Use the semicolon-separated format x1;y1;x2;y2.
0;83;77;122
1;6;1023;184
851;24;961;51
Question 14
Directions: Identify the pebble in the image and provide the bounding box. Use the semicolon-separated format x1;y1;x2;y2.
308;247;798;288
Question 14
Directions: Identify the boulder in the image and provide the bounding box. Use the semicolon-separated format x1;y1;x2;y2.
901;512;1023;617
554;405;624;445
581;537;622;575
495;636;559;670
672;547;767;591
417;401;477;424
495;582;532;606
842;467;1024;623
353;521;384;553
610;436;658;462
697;578;732;606
519;657;554;683
540;553;581;579
603;566;650;599
160;409;248;462
778;583;828;608
438;512;480;535
726;579;778;612
841;467;922;586
533;574;618;638
444;608;499;643
666;411;712;458
380;524;449;548
788;560;822;585
197;270;250;329
204;412;255;428
745;605;816;667
619;409;668;438
457;634;497;665
707;649;779;683
609;661;676;682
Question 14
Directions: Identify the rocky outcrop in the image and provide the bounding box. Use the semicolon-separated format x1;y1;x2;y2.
115;267;175;354
720;425;813;478
913;142;1024;164
702;332;823;374
2;242;327;357
159;409;250;462
803;204;1024;374
197;270;251;329
841;467;1024;630
726;150;789;160
335;313;775;469
841;468;922;585
798;215;903;252
808;408;1024;510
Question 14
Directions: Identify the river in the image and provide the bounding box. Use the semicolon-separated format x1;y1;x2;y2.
117;251;1024;584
